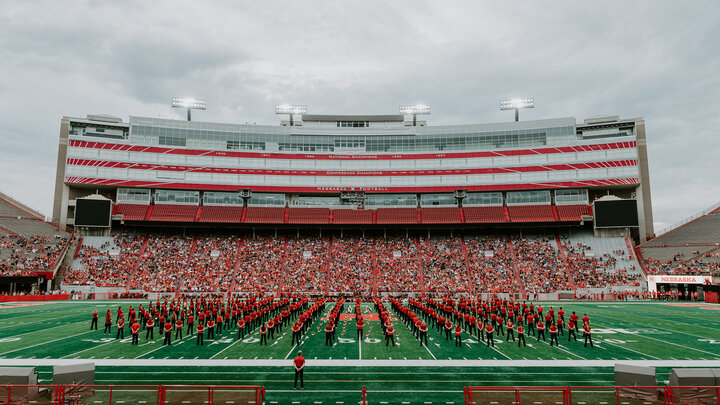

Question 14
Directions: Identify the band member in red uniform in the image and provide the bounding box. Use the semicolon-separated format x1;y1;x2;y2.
196;322;204;346
454;324;463;347
293;350;305;390
91;310;99;330
536;320;546;341
583;322;593;347
163;321;173;345
485;323;495;347
145;317;155;340
130;321;140;345
356;316;364;340
419;322;428;346
175;317;183;339
260;323;268;345
385;323;396;346
549;322;559;347
444;320;452;340
187;313;195;335
116;317;125;339
104;311;112;334
568;320;578;341
207;318;215;340
237;318;245;340
325;322;334;346
505;319;515;342
517;324;526;347
291;322;302;346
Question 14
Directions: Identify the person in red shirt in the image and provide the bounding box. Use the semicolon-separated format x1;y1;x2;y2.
419;322;428;347
325;322;334;346
130;321;140;345
145;317;155;340
116;317;125;339
91;310;99;330
557;307;565;322
568;320;577;341
207;319;215;340
505;320;515;342
175;318;183;339
536;320;546;341
356;316;364;340
104;311;112;335
516;324;526;347
237;318;245;340
444;320;452;340
187;314;195;335
485;323;495;347
549;322;559;347
291;322;302;346
581;314;590;326
385;323;395;347
259;323;268;345
196;322;204;346
476;318;485;342
293;351;305;390
583;322;593;347
163;321;173;345
454;324;462;347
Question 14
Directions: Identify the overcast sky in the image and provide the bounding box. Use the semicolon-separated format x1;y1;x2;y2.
0;1;718;232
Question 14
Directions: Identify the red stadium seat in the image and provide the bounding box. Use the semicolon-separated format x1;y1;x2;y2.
333;209;373;224
147;204;198;222
114;204;150;221
462;206;506;223
556;204;591;221
375;208;418;224
507;205;555;222
288;207;330;224
420;207;462;224
196;206;244;223
244;207;286;223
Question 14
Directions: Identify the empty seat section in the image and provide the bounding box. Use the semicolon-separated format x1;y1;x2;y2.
376;208;418;224
507;205;555;222
147;204;198;222
288;208;330;224
245;207;286;223
462;206;506;223
197;206;244;223
556;204;590;221
114;204;149;221
333;209;373;224
421;207;461;224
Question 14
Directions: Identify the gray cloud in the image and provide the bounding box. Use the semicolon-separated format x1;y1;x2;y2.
0;0;718;229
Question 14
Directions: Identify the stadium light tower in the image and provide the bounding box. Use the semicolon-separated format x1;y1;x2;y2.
400;104;431;126
172;97;206;121
500;98;534;122
275;104;307;126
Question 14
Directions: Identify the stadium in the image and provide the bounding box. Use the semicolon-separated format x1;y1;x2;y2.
1;105;720;405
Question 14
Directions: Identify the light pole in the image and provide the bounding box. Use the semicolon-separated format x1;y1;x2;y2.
400;104;431;126
275;104;307;126
172;98;206;121
500;98;534;122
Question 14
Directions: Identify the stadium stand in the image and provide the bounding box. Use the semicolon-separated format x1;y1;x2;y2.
420;207;462;224
244;207;285;224
288;207;330;224
114;204;149;221
556;204;591;221
196;206;244;223
507;205;555;222
462;206;506;223
332;209;373;224
375;208;418;224
146;204;198;222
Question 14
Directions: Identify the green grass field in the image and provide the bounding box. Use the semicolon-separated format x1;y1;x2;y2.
1;300;719;405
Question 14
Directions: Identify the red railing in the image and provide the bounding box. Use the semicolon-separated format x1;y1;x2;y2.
464;385;720;405
0;384;265;405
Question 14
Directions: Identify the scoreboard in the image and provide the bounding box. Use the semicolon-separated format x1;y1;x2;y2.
74;198;112;227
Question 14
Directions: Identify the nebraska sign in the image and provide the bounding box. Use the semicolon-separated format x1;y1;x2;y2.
647;275;712;292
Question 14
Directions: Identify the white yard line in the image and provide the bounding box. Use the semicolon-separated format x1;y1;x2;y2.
0;329;95;356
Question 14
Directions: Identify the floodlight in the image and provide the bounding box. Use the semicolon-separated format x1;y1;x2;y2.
399;104;431;126
172;97;207;121
500;98;534;121
275;104;307;126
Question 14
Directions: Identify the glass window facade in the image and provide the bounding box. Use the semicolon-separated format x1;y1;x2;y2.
506;190;551;205
203;191;243;206
464;192;503;206
555;189;589;205
420;193;457;206
248;193;286;206
365;194;417;207
154;189;199;205
117;188;151;204
291;196;340;206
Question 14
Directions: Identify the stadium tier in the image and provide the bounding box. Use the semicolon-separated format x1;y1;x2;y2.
62;231;643;295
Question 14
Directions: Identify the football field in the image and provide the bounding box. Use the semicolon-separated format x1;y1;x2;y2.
1;300;719;404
